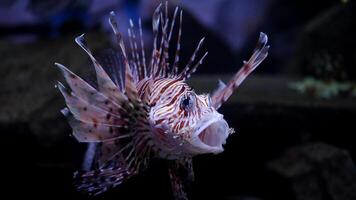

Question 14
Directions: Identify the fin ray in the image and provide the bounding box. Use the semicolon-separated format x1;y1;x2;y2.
212;32;269;109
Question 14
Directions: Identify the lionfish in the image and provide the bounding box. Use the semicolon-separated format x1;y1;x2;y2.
55;2;269;200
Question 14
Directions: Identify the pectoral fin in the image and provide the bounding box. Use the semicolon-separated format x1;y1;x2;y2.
168;158;194;200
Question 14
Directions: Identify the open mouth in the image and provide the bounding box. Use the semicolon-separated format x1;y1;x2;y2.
189;114;230;154
198;120;229;147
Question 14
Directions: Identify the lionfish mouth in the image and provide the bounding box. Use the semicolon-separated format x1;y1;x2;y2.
189;113;230;154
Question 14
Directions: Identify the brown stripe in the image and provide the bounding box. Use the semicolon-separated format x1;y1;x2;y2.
165;85;186;107
159;79;181;95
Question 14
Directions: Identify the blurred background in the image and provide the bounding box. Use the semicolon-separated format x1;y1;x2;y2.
1;0;356;199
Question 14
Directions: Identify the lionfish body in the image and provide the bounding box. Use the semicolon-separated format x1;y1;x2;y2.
56;3;269;199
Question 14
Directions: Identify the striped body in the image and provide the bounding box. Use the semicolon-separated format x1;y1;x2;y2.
55;2;269;199
137;77;218;159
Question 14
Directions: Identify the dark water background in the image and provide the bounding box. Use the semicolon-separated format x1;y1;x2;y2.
1;0;355;199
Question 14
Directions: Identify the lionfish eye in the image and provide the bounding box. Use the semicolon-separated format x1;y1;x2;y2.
181;95;194;111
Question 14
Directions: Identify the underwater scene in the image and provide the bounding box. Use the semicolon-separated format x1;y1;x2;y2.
1;0;355;200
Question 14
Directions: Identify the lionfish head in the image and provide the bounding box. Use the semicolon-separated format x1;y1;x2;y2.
149;80;231;155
